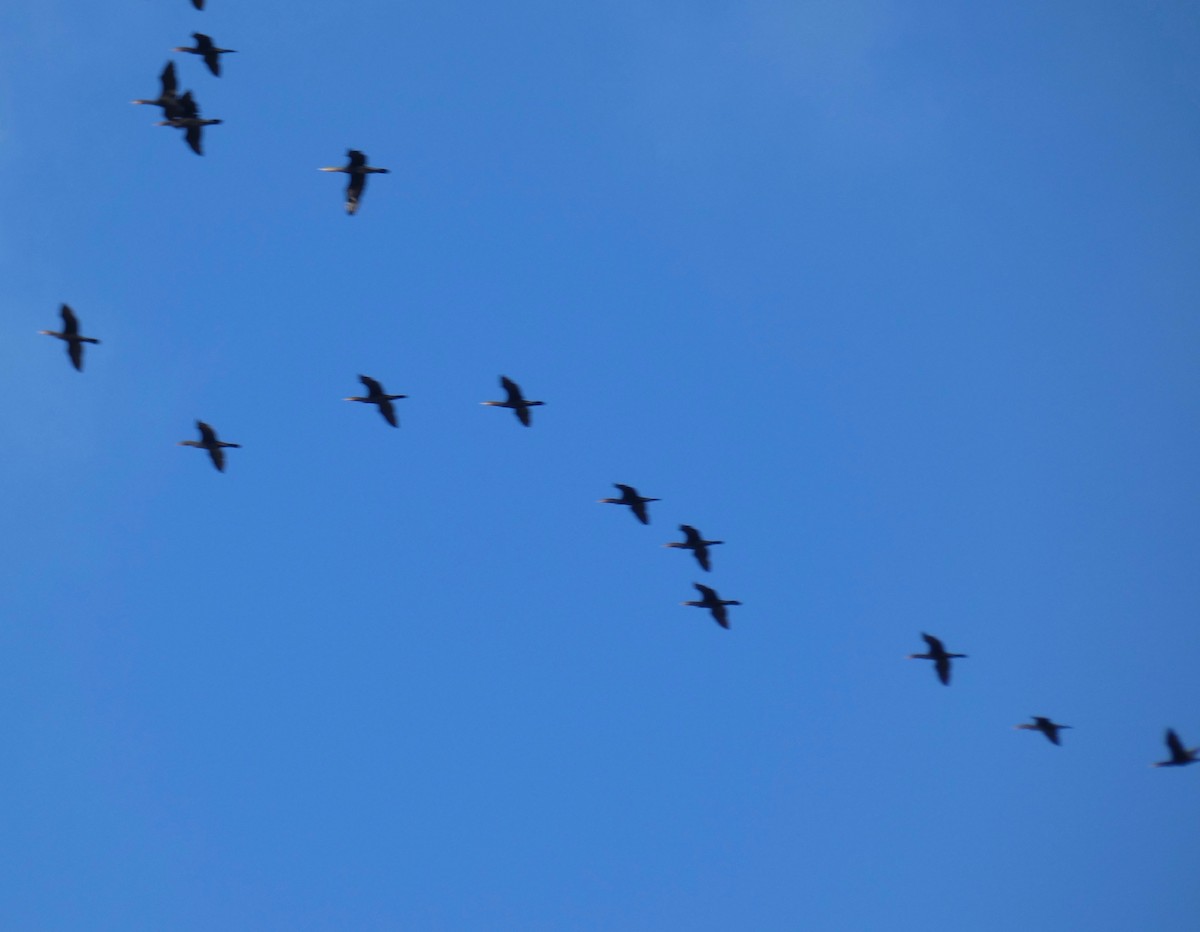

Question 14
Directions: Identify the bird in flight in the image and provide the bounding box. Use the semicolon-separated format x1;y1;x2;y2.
173;33;236;77
39;304;100;372
345;375;408;427
681;583;741;630
132;61;184;120
1152;728;1199;768
1015;716;1071;746
157;90;222;155
907;633;967;685
598;484;660;525
664;524;723;571
179;421;241;472
481;376;544;426
319;150;390;215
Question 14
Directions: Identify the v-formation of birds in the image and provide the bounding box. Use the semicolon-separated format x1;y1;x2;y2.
74;0;1200;773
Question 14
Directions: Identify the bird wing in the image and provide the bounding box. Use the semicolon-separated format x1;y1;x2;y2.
631;499;649;524
346;173;365;213
922;633;945;654
378;398;398;427
60;304;79;335
1046;726;1061;746
681;525;701;545
695;545;711;572
178;91;199;119
359;374;383;396
934;656;951;685
516;404;531;426
204;50;220;76
1166;729;1186;758
185;123;203;155
197;421;217;444
68;340;83;372
693;583;717;601
348;150;366;169
501;376;523;405
712;603;730;629
160;61;178;97
209;445;225;472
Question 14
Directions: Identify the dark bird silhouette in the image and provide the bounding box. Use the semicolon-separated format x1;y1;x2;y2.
598;484;660;525
907;632;966;685
1153;728;1200;767
39;304;100;372
132;61;184;120
1015;716;1071;746
178;420;240;472
192;0;205;9
665;524;723;571
319;150;390;215
173;33;236;76
345;375;407;427
681;583;741;630
481;376;544;426
156;90;222;155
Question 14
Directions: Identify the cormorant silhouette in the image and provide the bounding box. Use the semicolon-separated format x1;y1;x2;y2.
156;90;221;155
1015;716;1071;746
681;583;740;629
345;375;407;427
598;484;659;525
1153;729;1199;767
39;304;99;372
481;376;543;426
664;524;723;571
178;420;241;472
173;33;236;76
319;150;390;215
907;633;966;685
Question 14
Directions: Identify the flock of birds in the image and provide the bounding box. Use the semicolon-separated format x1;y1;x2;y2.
40;0;1198;777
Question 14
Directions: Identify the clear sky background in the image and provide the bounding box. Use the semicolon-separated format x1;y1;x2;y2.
1;1;1198;929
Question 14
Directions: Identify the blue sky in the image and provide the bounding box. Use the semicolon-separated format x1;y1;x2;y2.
1;1;1198;928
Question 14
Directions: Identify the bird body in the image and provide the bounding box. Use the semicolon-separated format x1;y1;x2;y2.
345;375;407;427
908;632;967;685
173;33;236;76
598;484;660;525
178;420;241;472
1153;728;1199;767
481;376;544;426
665;524;723;571
1015;716;1071;746
319;150;390;214
39;304;100;371
681;583;741;629
156;90;221;155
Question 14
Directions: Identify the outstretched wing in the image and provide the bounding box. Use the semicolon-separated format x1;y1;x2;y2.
209;445;225;472
197;421;218;444
711;603;730;629
693;583;717;601
347;150;366;169
59;304;79;335
695;544;711;572
204;50;221;76
378;398;398;427
934;656;951;685
346;173;365;214
68;340;83;372
185;123;203;155
501;376;523;405
1166;729;1186;758
359;374;383;396
922;632;945;654
160;61;178;97
516;404;531;426
631;498;649;524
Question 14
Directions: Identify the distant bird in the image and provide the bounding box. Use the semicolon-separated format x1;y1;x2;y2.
173;33;236;76
1153;728;1200;768
178;420;240;472
318;150;390;215
907;633;966;685
481;376;543;426
665;524;723;571
681;583;741;630
1015;716;1071;746
132;61;184;120
191;0;205;9
598;484;660;525
39;304;100;372
345;375;407;427
156;90;222;155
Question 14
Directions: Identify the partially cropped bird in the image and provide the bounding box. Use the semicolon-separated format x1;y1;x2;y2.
345;375;407;427
681;583;741;630
664;524;723;571
319;150;390;215
156;90;222;155
1015;716;1071;746
598;484;659;525
178;420;240;472
132;61;184;120
39;304;100;372
173;33;236;76
1153;728;1199;768
907;633;966;685
481;376;543;426
191;0;205;9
